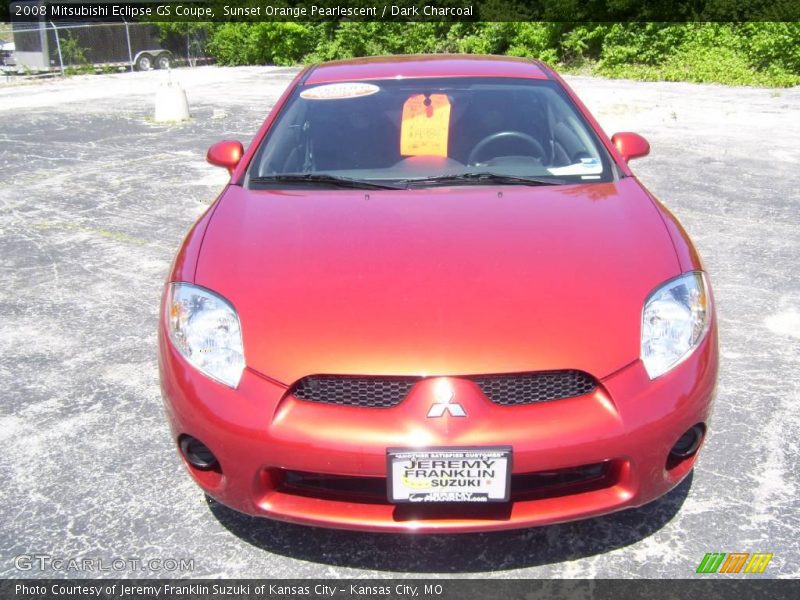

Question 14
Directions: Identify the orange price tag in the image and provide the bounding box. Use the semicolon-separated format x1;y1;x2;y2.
400;94;451;157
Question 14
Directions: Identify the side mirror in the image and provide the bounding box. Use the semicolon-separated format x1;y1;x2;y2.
611;132;650;162
207;140;244;174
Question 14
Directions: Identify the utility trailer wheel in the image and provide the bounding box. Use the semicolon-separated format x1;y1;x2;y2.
155;53;172;70
135;53;153;71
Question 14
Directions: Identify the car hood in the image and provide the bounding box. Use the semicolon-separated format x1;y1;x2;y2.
195;179;678;385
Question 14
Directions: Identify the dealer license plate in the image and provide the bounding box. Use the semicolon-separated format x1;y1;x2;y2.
387;447;512;503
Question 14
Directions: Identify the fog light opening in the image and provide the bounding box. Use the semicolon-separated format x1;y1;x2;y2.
667;424;706;470
179;435;219;471
671;424;705;458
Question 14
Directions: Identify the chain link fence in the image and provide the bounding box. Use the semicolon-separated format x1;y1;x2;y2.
11;20;210;73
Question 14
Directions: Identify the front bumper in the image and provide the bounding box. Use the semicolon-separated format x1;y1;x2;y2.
158;324;718;533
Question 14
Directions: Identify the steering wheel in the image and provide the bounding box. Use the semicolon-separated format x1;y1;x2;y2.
468;131;546;166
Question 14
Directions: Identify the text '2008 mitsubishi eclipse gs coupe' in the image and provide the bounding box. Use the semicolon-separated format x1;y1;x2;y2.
158;55;718;533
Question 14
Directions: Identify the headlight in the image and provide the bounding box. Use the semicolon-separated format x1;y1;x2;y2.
166;283;245;387
641;272;710;379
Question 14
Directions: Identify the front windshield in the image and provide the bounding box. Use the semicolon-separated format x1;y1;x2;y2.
248;77;616;187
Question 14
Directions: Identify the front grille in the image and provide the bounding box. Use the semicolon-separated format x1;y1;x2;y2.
510;461;611;501
290;370;597;408
281;470;388;503
291;375;419;408
277;461;615;505
470;370;597;406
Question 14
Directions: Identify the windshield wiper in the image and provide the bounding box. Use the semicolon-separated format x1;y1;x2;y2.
400;173;567;188
250;173;404;190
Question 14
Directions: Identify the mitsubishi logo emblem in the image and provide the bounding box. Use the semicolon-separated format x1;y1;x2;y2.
427;379;467;418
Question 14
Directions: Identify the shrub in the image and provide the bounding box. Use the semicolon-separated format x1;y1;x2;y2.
506;23;559;63
59;32;90;67
741;22;800;74
159;21;800;88
207;22;317;66
598;23;800;86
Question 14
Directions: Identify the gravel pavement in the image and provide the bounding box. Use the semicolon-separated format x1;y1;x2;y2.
0;66;798;578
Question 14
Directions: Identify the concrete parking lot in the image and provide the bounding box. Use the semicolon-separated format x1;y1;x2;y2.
0;66;798;578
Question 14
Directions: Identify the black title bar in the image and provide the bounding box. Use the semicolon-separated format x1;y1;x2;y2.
5;0;800;23
2;579;800;600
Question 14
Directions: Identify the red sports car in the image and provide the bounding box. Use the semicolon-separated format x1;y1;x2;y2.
159;55;718;532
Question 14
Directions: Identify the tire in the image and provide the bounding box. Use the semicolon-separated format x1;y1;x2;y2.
135;54;153;71
155;53;172;70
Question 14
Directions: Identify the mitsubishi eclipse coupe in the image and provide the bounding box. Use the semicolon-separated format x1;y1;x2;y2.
158;55;718;532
